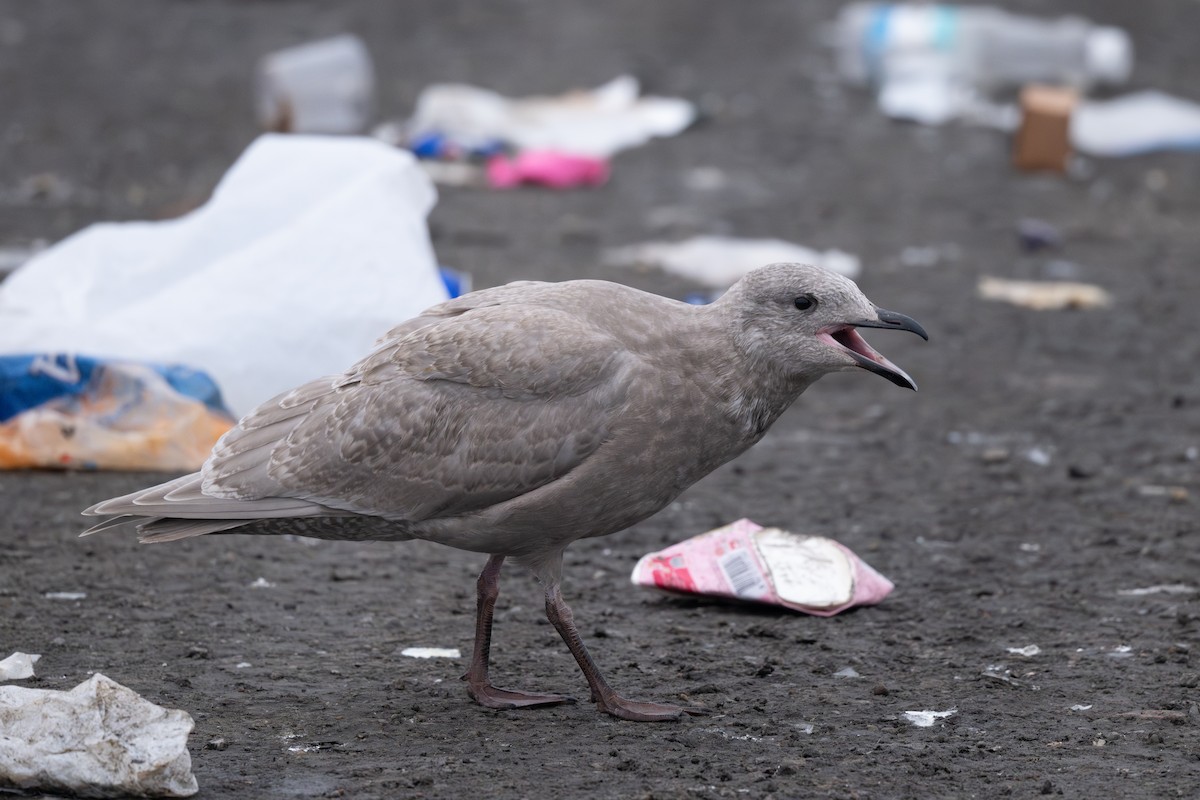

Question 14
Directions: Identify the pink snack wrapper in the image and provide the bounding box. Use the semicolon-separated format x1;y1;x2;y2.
486;151;610;189
630;519;894;616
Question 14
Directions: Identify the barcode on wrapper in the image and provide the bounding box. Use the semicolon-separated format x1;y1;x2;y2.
718;548;769;598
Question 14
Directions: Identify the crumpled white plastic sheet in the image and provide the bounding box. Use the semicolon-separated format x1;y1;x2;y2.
0;673;198;797
0;652;39;682
0;134;449;415
407;75;696;157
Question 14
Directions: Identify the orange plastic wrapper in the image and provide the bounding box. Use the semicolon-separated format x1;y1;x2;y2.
0;361;233;471
631;519;894;616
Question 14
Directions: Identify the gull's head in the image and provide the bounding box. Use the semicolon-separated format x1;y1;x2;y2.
721;262;928;390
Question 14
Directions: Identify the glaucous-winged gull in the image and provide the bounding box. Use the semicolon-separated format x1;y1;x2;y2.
84;262;926;721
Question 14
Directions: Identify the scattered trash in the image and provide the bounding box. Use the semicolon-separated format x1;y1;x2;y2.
0;356;233;470
1006;645;1041;657
255;35;374;134
404;75;696;158
0;653;39;681
1013;85;1078;172
981;667;1022;687
1016;218;1063;252
1070;704;1093;711
630;518;894;616
1136;485;1189;503
1024;446;1053;467
834;666;861;678
486;151;609;189
0;673;197;797
604;236;860;290
1107;645;1133;659
0;135;449;416
978;276;1111;310
43;592;87;601
1072;91;1200;157
902;708;957;727
897;243;960;269
400;647;461;659
249;577;275;589
417;160;486;187
835;4;1131;125
1117;584;1197;597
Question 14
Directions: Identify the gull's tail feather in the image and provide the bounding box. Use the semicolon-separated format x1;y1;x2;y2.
82;471;336;542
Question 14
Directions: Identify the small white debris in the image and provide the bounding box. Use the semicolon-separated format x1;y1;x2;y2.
1070;704;1093;711
903;709;957;727
235;662;252;669
1006;645;1041;657
400;647;461;659
1117;584;1197;597
0;652;40;681
287;745;323;753
1106;645;1133;659
1019;543;1041;553
249;577;275;589
43;592;87;601
833;666;861;678
1024;447;1053;466
1137;485;1189;502
793;722;815;735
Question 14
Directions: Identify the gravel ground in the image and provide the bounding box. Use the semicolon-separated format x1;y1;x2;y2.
1;1;1198;798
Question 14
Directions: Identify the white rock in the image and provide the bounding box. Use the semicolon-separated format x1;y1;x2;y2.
0;673;197;797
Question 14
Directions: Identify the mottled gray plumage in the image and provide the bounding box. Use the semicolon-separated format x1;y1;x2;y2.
84;262;926;720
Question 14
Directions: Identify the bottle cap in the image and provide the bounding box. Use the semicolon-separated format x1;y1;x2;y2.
1086;27;1133;85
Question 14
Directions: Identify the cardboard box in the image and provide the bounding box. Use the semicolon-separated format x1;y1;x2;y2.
1013;85;1079;172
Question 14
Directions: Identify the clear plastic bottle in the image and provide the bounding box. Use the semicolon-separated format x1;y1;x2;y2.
836;3;1133;91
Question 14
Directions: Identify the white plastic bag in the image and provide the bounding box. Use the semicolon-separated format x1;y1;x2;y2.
0;135;448;415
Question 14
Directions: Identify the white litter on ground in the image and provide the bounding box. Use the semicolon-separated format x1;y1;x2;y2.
0;673;197;797
249;577;276;589
978;276;1111;310
605;236;861;290
1070;704;1094;711
400;647;461;659
1117;584;1197;597
407;75;696;157
902;709;957;727
43;592;87;601
1006;645;1041;657
0;653;40;681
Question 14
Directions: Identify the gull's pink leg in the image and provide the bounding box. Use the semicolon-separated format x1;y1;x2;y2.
544;583;709;721
462;555;574;709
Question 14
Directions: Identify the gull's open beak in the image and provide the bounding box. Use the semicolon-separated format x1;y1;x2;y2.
820;308;928;391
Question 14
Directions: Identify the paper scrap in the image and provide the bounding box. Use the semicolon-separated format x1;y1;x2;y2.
902;709;957;727
400;647;461;659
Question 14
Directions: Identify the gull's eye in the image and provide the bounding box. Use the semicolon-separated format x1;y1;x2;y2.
793;294;816;311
